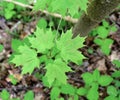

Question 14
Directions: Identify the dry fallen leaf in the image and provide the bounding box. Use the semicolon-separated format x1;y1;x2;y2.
97;59;107;72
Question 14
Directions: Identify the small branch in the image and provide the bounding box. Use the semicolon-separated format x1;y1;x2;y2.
3;0;78;23
10;21;21;32
4;0;33;9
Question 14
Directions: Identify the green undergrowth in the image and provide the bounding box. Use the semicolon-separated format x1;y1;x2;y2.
0;89;34;100
91;20;117;55
33;0;89;18
9;27;85;84
8;23;120;100
0;0;120;100
0;0;33;21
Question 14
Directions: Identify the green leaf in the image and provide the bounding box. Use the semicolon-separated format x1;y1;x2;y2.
8;75;18;85
79;0;89;12
82;72;93;85
98;75;113;86
97;26;109;38
77;87;87;96
24;91;34;100
113;60;120;68
94;38;113;55
10;45;39;74
102;20;109;28
50;0;87;16
119;95;120;100
56;30;85;65
4;9;16;19
0;44;4;52
100;38;113;55
17;0;28;4
118;90;120;95
58;98;64;100
104;95;118;100
39;55;48;64
114;80;120;88
93;69;100;82
0;89;10;100
51;80;62;87
50;46;60;58
51;0;69;15
87;48;94;54
107;85;118;96
28;27;55;53
33;0;89;17
37;18;47;29
110;26;117;32
34;72;42;80
11;98;20;100
45;59;72;86
11;39;23;52
42;76;50;87
33;0;53;11
73;94;79;100
60;84;76;95
50;87;60;100
112;71;120;78
87;83;99;100
7;3;15;10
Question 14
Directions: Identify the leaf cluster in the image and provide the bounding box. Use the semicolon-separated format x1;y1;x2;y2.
0;89;34;100
33;0;89;17
91;20;117;55
78;69;113;100
9;27;85;88
0;0;29;20
104;70;120;100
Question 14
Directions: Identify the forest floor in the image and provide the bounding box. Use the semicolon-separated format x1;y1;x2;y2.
0;9;120;100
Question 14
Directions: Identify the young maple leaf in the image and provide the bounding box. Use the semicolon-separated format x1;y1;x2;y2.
45;59;72;86
33;0;53;11
10;45;39;74
56;30;85;65
28;27;55;53
51;0;70;15
79;0;89;13
51;0;89;16
34;0;89;17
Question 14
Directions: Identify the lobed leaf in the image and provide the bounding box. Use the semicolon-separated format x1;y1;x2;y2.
56;30;85;65
24;91;34;100
45;59;72;86
34;0;89;17
10;45;39;74
50;87;61;100
28;27;55;53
